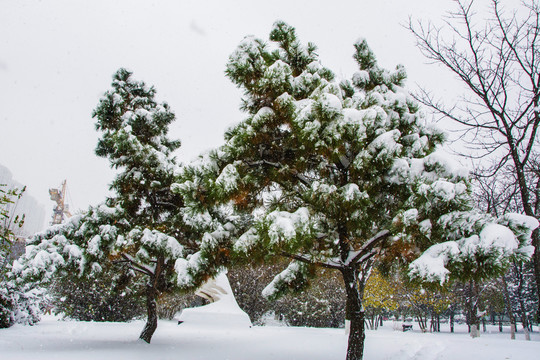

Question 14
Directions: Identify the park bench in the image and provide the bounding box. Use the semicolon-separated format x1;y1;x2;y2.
402;324;413;332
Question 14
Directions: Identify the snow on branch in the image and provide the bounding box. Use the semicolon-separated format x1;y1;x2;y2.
409;217;538;284
347;230;392;265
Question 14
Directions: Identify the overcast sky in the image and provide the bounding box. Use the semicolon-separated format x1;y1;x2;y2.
0;0;518;229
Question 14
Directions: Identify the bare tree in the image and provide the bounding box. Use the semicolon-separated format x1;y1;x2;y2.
408;0;540;318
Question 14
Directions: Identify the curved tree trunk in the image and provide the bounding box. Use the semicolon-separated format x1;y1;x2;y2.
342;267;366;360
139;283;158;343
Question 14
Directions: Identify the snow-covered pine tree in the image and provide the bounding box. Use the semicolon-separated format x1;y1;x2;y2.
93;68;186;342
173;22;538;360
13;69;224;343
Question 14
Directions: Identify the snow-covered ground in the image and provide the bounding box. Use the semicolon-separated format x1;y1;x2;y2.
1;315;538;360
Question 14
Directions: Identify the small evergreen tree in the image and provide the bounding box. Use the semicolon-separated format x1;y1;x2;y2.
13;69;228;343
92;68;185;342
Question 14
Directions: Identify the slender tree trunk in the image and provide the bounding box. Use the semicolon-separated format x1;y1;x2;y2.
531;229;540;322
467;281;480;338
519;301;531;341
416;313;427;333
139;256;164;343
521;315;531;341
450;309;454;333
501;275;516;340
516;171;539;322
534;177;540;321
139;283;158;343
342;267;366;360
366;312;375;330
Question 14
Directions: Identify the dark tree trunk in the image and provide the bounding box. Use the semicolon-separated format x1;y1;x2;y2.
139;283;158;343
466;281;480;338
342;267;365;360
532;229;540;322
450;309;454;333
139;256;164;344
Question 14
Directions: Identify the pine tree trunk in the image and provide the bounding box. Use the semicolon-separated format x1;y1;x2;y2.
450;309;454;333
342;268;365;360
467;281;480;338
139;283;158;343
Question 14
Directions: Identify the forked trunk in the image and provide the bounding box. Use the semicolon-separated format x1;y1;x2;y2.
139;284;158;343
342;268;365;360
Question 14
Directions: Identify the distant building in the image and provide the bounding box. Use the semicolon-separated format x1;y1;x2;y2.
0;164;46;239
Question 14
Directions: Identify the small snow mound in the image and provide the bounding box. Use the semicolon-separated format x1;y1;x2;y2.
178;272;252;328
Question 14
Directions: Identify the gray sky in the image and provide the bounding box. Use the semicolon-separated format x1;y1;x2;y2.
0;0;508;229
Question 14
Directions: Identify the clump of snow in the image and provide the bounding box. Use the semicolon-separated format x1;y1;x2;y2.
477;224;517;253
401;209;419;226
368;129;402;159
216;163;240;193
234;228;260;254
174;252;202;287
262;262;302;299
266;207;311;244
409;242;460;284
424;150;470;180
320;93;342;111
502;213;539;233
140;228;184;258
421;179;467;202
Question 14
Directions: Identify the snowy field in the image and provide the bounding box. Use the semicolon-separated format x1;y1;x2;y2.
1;315;538;360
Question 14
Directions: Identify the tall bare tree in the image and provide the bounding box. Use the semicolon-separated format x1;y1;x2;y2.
408;0;540;318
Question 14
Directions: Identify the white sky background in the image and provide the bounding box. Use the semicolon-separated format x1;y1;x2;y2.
0;0;521;229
